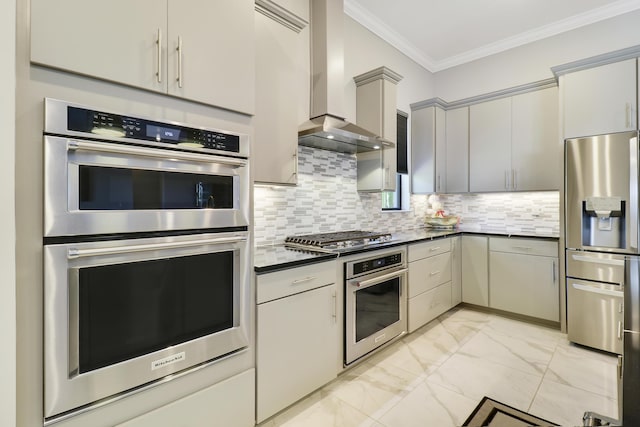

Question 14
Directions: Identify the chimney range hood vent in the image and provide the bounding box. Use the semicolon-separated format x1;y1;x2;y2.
297;0;392;154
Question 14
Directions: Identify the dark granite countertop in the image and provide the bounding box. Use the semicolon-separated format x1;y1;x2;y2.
254;226;559;273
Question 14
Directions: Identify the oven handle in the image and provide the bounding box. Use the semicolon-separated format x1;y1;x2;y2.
67;139;247;167
353;268;407;289
67;236;247;259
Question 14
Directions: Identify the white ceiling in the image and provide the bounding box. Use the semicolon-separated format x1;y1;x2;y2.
344;0;640;72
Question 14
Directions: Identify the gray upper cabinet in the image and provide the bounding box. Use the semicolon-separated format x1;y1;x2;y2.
470;87;559;192
356;67;403;192
411;105;445;193
469;97;512;192
562;58;637;139
30;0;255;115
511;87;560;191
445;107;469;193
253;2;308;185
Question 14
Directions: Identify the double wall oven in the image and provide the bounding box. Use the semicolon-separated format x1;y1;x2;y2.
43;99;251;420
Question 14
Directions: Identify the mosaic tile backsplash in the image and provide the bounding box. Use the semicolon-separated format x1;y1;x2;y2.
253;147;560;246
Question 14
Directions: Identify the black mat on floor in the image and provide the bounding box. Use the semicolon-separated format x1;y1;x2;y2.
463;396;559;427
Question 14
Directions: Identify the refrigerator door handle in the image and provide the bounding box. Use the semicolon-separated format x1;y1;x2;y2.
630;136;638;251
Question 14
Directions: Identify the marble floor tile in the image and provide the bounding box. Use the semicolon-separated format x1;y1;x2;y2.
481;315;565;349
427;352;543;412
364;321;460;377
260;389;379;427
436;307;491;346
323;360;422;419
545;343;618;399
377;381;478;427
457;328;555;376
529;377;619;427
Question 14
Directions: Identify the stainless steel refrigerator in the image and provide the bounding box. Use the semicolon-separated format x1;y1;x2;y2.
565;131;639;425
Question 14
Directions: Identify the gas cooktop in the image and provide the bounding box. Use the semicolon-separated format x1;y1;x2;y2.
284;230;393;252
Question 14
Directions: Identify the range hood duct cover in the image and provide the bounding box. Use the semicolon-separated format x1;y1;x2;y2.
297;0;391;154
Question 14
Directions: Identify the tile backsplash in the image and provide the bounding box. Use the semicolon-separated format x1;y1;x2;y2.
253;147;559;246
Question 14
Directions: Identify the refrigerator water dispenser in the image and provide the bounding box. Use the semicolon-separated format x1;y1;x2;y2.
582;197;625;249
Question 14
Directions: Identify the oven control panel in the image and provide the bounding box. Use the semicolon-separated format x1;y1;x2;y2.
350;252;403;277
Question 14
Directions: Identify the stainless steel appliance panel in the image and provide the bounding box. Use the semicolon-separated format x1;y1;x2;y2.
565;131;639;253
44;231;250;418
567;277;623;354
622;332;640;425
44;135;249;236
566;250;625;284
344;249;407;365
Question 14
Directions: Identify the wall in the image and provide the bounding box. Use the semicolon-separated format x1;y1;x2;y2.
253;147;559;245
435;9;640;101
343;15;436;117
1;0;16;425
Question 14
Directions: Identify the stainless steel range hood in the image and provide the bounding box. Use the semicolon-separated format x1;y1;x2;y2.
298;0;391;154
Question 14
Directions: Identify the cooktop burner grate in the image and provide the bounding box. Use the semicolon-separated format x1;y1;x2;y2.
284;230;393;251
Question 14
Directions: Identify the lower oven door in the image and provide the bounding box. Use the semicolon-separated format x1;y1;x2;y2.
43;231;250;419
345;267;408;365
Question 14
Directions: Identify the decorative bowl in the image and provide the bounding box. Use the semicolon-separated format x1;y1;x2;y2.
425;216;458;229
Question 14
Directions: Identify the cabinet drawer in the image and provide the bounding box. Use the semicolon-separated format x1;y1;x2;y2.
408;238;451;262
257;261;335;304
408;252;452;298
489;237;557;257
408;282;452;332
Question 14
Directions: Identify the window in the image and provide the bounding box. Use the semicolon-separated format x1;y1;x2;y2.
382;111;408;211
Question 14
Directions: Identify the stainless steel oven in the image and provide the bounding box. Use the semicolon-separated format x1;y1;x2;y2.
42;99;252;420
344;248;407;365
44;232;250;418
44;98;249;237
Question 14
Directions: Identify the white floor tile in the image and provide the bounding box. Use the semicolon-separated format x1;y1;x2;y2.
529;377;618;427
377;381;478;427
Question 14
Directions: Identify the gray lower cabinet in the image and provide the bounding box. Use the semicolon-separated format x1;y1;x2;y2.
407;239;453;332
489;237;559;322
451;236;462;305
256;261;338;423
461;235;489;306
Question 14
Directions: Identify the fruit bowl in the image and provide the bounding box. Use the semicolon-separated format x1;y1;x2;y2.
425;215;458;229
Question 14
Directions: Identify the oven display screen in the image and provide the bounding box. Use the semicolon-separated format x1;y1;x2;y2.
146;124;181;141
353;253;402;275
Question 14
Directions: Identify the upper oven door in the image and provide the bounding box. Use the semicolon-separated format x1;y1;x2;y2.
44;135;249;237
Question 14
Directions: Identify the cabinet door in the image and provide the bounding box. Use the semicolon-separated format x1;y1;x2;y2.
253;10;304;184
461;236;489;306
490;252;559;322
563;58;637;139
445;107;469;193
451;236;462;306
31;0;167;94
434;107;447;192
511;87;560;191
411;107;436;193
469;97;512;192
256;284;338;423
168;0;254;114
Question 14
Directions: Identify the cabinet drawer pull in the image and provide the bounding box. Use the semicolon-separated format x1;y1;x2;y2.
291;276;316;285
429;271;441;276
511;246;533;251
332;291;337;323
429;247;441;252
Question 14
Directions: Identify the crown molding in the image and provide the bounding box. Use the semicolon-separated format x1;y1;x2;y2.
255;0;308;33
345;0;640;73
